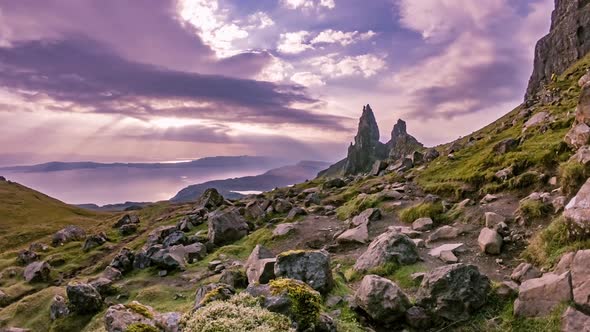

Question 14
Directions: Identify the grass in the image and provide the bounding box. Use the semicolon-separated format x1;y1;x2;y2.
559;161;588;197
335;193;382;220
518;200;552;221
399;202;446;224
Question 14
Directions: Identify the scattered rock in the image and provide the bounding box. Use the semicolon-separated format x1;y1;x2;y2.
273;199;293;214
427;225;460;243
351;208;381;227
354;274;411;325
50;295;69;321
478;228;503;255
195;188;224;210
480;194;498;204
273;223;297;237
416;264;491;322
23;261;51;283
496;281;519;300
16;250;38;265
286;207;307;221
564;178;590;237
514;272;572;317
322;178;346;189
208;209;249;246
193;283;235;309
484;212;506;228
493;138;519;154
274;250;333;294
66;282;103;313
109;248;135;274
83;233;108;251
439;250;458;264
511;263;542;283
412;217;433;231
571;249;590;309
113;214;140;229
562;306;590;332
219;269;248;289
523;112;548;132
354;231;419;272
245;245;276;284
52;225;86;246
104;302;155;332
337;223;369;244
554;252;576;275
150;248;185;271
162;231;187;248
565;123;590;149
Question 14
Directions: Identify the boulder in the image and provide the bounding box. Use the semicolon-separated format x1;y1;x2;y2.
49;295;69;321
405;306;431;330
336;223;369;244
511;263;542;283
90;277;116;297
427;225;460;243
351;208;381;227
565;123;590;149
478;228;503;255
571;249;590;309
439;250;458;264
207;209;249;246
52;225;86;246
273;199;293;214
480;194;498;204
109;248;135;274
146;226;177;246
423;148;440;162
514;272;572;317
103;266;123;281
412;217;433;231
16;250;38;265
304;192;321;207
219;269;248;289
104;302;156;332
523;112;548;132
428;243;464;258
119;223;138;236
82;233;108;251
23;261;51;283
554;251;576;275
571;145;590;165
195;188;224;210
354;275;411;324
245;245;276;284
353;231;419;272
274;250;333;294
564;178;590;237
416;264;491;322
496;281;519;300
193;283;235;309
181;243;208;263
484;212;506;228
322;178;346;189
113;214;139;228
286;207;306;221
66;282;103;314
244;201;265;220
493;138;519;154
150;248;185;271
495;167;514;181
562;306;590;332
273;223;297;237
162;231;187;248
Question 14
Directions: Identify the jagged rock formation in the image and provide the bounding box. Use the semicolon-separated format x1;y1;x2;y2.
387;119;423;160
526;0;590;100
343;105;388;175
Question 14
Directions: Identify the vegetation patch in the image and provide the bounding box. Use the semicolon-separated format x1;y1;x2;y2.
125;323;159;332
269;278;322;330
559;161;588;197
125;302;154;319
518;200;552;221
399;202;447;224
336;193;383;220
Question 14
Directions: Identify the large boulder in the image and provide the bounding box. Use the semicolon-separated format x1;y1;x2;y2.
193;283;235;309
162;231;187;248
23;261;51;283
146;226;177;246
150;248;185;271
195;188;224;210
66;282;103;314
477;228;503;255
565;123;590;149
82;233;108;251
513;271;572;317
564;178;590;238
104;302;179;332
52;225;86;246
274;250;333;294
562;306;590;332
571;249;590;309
354;275;411;325
427;225;460;243
207;209;249;246
336;223;369;244
109;248;135;274
493;138;519;154
415;264;491;322
113;214;139;229
353;231;419;272
245;245;276;284
412;217;433;231
511;263;542;283
351;208;381;227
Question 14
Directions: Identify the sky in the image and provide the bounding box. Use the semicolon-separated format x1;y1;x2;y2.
0;0;554;166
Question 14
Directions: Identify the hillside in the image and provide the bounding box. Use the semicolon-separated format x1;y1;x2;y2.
0;179;108;251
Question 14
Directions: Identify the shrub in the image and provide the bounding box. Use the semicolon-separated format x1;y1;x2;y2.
559;161;588;197
399;202;446;224
183;293;294;332
518;200;552;221
269;278;322;330
336;194;382;220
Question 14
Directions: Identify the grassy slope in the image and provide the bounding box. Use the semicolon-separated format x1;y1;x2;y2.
0;181;109;251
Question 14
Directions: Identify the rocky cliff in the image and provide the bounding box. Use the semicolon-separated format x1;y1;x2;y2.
387;119;423;160
526;0;590;100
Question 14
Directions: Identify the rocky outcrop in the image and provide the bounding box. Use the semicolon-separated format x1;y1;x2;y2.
415;264;491;322
562;306;590;332
564;177;590;237
274;250;333;294
23;261;51;283
353;231;419;272
51;225;86;246
195;188;225;210
387;119;423;160
66;282;103;314
514;272;573;317
343;105;387;175
526;0;590;100
245;245;276;284
207;209;249;246
354;275;411;325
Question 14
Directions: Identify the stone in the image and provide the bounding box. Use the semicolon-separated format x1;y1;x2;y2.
193;283;235;309
493;138;519;154
219;269;248;289
354;275;411;325
109;248;135;274
552;196;567;213
155;311;182;332
378;190;403;200
562;306;590;332
571;249;590;309
478;228;503;255
427;225;460;243
273;223;297;237
286;207;306;221
485;212;506;228
571;145;590;165
66;282;103;314
480;194;498;204
162;231;187;248
23;261;51;283
495;167;514;181
336;223;369;244
146;226;177;246
565;123;590;149
351;208;381;227
511;263;542;283
564;178;590;238
514;272;572;317
423;148;440;162
304;193;321;207
439;250;458;264
555;251;576;275
150;248;185;271
370;160;388;176
388;118;423;160
29;242;49;252
181;243;207;263
208;209;249;246
50;295;69;321
244;201;265;220
103;266;123;281
52;225;86;246
322;178;346;189
523;112;549;131
119;223;138;236
90;278;116;297
412;238;425;248
83;233;108;251
412;217;433;231
113;214;139;229
353;231;419;272
273;199;293;214
245;245;276;284
104;302;156;332
195;188;224;210
405;306;431;329
16;250;38;265
496;281;519;300
274;250;333;294
416;264;491;322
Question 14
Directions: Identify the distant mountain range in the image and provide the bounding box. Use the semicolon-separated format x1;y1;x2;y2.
0;156;282;173
170;160;330;203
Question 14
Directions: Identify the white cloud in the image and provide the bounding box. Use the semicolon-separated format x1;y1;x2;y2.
282;0;335;10
177;0;249;57
311;29;376;46
277;31;313;54
291;72;326;87
256;56;294;82
309;54;387;78
247;11;275;29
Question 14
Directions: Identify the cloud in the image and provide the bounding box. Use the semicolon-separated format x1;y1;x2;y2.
291;72;326;87
0;38;350;130
277;31;313;54
281;0;335;10
310;29;376;46
247;12;275;29
309;54;387;78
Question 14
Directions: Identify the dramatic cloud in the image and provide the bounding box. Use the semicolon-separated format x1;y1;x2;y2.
277;31;313;54
309;54;387;79
281;0;335;10
291;72;326;87
311;29;376;46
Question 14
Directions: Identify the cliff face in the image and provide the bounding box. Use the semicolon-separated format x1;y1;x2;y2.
343;105;387;175
387;119;423;160
526;0;590;100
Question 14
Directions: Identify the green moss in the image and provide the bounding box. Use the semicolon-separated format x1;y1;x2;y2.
334;305;364;332
399;202;446;224
559;161;588;197
269;278;322;330
507;171;541;190
518;200;552;221
125;302;154;319
336;193;382;220
125;323;159;332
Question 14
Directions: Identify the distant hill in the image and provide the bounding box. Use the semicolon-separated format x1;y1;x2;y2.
170;161;330;202
76;201;151;212
0;179;106;250
0;155;282;173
